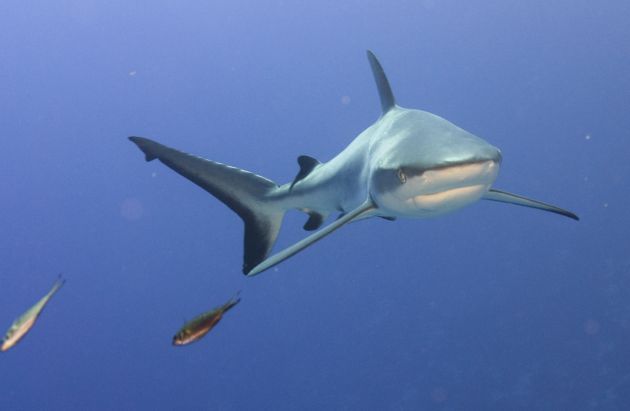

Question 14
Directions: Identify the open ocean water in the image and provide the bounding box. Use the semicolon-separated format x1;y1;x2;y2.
1;1;629;410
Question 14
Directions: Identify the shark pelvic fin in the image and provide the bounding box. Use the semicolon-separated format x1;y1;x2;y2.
367;50;396;114
129;136;286;274
303;211;325;231
483;188;579;221
247;200;376;276
290;155;321;191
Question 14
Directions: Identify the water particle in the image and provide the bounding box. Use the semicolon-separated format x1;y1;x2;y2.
120;198;144;221
584;319;600;335
431;387;448;403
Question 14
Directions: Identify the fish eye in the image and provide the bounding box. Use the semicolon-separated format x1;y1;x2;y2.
397;169;407;184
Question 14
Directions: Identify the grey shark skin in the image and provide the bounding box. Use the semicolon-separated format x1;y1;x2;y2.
130;51;578;276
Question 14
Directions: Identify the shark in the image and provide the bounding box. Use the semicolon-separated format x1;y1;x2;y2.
129;51;578;276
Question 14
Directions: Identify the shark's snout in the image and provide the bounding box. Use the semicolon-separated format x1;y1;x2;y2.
371;155;501;218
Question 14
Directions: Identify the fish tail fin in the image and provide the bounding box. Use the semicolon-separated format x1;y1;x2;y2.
129;137;286;274
50;274;65;295
223;291;242;313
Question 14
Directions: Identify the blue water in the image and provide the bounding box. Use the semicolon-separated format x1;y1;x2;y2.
1;1;629;409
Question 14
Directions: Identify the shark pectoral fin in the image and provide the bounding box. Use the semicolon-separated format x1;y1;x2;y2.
483;188;579;221
247;200;377;276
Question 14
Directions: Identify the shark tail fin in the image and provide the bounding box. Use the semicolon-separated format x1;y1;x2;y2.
129;136;285;274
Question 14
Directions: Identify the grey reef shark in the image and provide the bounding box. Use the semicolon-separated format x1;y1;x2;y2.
130;51;578;276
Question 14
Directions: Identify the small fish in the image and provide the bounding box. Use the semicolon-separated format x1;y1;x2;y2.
1;276;65;352
173;293;241;346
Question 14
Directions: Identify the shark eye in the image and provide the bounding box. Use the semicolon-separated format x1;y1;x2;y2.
397;169;407;184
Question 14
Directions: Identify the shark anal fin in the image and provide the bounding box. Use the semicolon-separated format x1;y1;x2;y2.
303;212;325;231
483;188;579;221
290;155;321;191
247;200;376;276
129;136;285;273
367;50;396;114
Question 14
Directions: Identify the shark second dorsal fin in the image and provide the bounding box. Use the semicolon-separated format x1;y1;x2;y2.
367;50;396;114
290;155;321;191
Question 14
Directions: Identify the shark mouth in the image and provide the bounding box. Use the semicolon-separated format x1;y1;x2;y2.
408;184;490;209
377;160;500;218
406;160;500;214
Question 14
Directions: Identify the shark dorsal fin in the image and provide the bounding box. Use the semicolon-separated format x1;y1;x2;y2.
290;155;321;191
367;50;396;114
